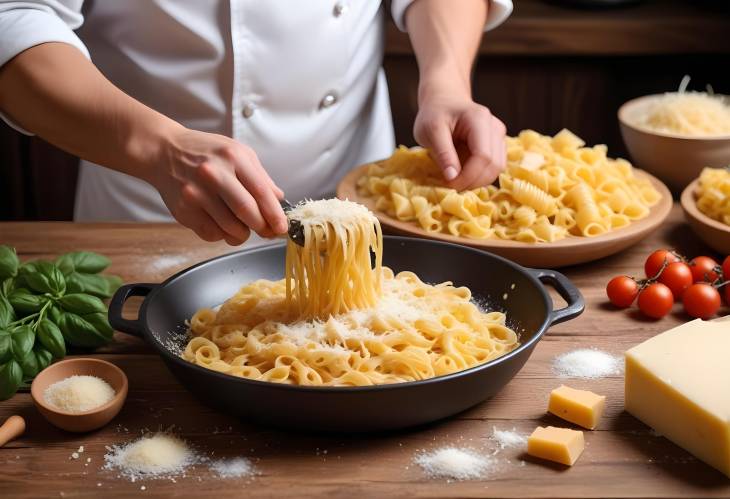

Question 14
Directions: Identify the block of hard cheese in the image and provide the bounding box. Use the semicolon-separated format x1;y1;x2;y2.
548;385;606;430
625;318;730;478
527;426;584;466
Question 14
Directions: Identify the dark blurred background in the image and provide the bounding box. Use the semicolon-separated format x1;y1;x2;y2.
2;0;729;221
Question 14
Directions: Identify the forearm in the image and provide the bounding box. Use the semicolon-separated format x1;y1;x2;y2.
405;0;487;104
0;42;180;183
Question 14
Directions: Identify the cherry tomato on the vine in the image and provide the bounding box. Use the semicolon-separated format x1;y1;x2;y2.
689;256;719;283
723;283;730;307
658;261;693;299
644;250;681;279
682;283;721;319
637;283;674;319
606;276;639;308
722;255;730;281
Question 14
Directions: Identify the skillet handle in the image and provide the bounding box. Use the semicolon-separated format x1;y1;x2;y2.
529;269;585;326
108;283;157;337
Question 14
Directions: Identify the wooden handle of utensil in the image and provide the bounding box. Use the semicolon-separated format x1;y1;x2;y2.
0;415;26;447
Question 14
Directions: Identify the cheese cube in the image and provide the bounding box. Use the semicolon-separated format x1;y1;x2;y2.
527;426;584;466
548;385;606;430
625;318;730;478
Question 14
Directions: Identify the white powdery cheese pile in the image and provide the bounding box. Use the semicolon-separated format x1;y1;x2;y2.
414;447;493;481
209;457;257;479
104;433;200;482
490;427;527;450
552;348;622;379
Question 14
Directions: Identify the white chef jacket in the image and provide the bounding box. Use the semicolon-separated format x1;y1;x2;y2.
0;0;513;224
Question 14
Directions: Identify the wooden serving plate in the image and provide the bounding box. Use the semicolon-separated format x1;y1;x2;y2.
337;162;673;268
681;179;730;255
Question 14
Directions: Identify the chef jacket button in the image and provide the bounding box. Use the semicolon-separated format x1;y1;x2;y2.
319;92;338;110
242;103;256;119
333;2;347;17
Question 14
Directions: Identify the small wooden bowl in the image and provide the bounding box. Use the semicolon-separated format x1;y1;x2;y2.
618;94;730;193
338;164;672;268
30;358;128;433
681;179;730;255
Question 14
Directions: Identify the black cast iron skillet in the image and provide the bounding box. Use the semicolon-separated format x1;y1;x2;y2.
109;236;584;432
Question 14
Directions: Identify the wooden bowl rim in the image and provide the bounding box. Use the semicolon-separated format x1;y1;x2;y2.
680;178;730;234
618;93;730;141
337;161;672;253
30;357;128;417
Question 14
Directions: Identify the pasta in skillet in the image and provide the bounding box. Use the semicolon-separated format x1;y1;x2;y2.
695;167;730;226
183;199;518;386
356;129;662;242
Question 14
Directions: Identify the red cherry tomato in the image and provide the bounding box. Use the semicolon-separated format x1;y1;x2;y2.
606;276;639;308
682;283;721;319
689;256;719;283
637;283;674;319
724;283;730;307
657;262;693;299
722;255;730;281
644;250;681;279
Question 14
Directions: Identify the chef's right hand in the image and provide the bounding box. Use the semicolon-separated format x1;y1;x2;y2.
147;126;288;245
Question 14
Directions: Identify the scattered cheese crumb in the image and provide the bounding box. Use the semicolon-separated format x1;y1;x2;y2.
44;376;115;413
491;427;527;450
104;433;198;481
71;453;79;460
209;457;256;478
414;447;493;480
552;349;622;379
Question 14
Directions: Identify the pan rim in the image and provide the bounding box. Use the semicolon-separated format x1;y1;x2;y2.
138;236;553;393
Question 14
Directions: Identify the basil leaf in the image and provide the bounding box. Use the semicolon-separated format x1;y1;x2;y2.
58;312;111;348
56;251;110;275
66;272;113;298
8;288;47;314
58;293;106;315
10;325;35;361
82;312;114;337
1;277;14;297
34;344;53;372
37;319;66;359
21;261;66;296
0;330;11;363
48;304;63;324
0;246;19;280
0;360;23;400
0;296;14;328
19;348;40;378
104;275;123;296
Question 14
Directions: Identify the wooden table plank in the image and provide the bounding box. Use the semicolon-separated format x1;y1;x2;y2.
1;208;729;498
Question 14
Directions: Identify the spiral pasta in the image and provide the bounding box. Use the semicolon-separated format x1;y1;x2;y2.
356;129;662;242
183;199;519;386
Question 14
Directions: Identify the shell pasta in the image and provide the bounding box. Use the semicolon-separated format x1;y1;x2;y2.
356;129;662;242
183;199;518;386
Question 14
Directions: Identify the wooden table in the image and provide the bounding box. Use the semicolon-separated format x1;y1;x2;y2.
1;205;729;498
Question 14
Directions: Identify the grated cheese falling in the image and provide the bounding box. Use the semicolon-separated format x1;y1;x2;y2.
44;375;115;413
103;433;198;481
414;447;493;481
552;348;622;379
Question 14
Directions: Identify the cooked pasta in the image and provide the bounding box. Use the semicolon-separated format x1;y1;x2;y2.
183;199;518;386
356;129;662;242
695;167;730;226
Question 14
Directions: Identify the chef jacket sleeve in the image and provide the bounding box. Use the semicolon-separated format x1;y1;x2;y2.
0;0;90;135
391;0;513;33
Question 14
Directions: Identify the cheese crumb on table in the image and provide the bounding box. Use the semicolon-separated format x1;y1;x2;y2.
210;457;257;478
44;376;115;413
414;447;493;480
625;318;730;477
552;349;622;379
548;385;606;430
104;433;198;481
527;426;585;466
490;427;527;450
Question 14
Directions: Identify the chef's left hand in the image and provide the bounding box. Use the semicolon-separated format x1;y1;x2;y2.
414;90;507;192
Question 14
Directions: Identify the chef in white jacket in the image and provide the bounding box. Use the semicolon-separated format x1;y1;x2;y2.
0;0;512;245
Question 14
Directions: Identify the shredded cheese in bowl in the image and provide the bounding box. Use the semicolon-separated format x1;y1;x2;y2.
43;375;116;413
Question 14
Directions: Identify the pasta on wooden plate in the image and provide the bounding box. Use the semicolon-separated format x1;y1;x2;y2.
356;129;662;243
695;167;730;226
183;199;518;386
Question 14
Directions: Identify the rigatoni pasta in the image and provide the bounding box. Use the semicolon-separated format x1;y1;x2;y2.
356;129;662;242
695;167;730;226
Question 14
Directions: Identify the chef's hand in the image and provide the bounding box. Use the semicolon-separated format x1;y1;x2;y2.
148;127;289;245
414;90;507;191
